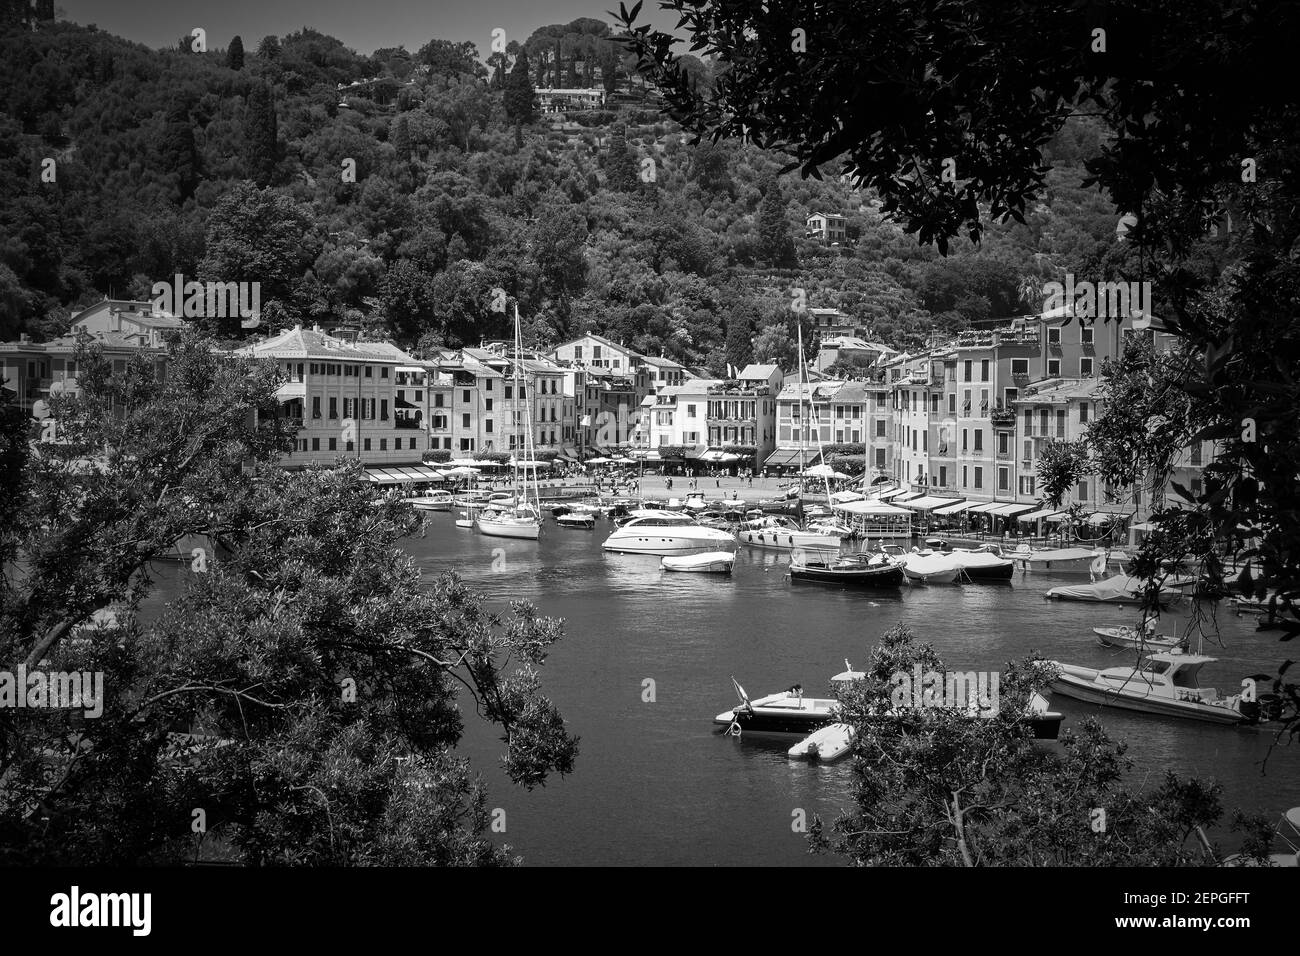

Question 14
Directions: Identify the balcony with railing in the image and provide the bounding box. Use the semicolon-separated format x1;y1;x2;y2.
990;406;1016;428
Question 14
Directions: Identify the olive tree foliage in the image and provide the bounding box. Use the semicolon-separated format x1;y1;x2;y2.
616;0;1300;738
0;332;577;864
808;625;1237;866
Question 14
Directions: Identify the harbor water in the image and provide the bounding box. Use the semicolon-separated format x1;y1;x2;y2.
406;510;1300;866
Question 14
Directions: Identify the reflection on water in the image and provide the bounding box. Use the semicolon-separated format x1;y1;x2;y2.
148;510;1300;866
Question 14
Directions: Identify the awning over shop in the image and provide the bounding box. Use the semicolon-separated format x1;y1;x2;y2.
932;500;975;515
965;502;1004;514
877;488;909;500
365;466;448;485
1086;511;1130;525
763;448;806;467
835;499;913;516
991;503;1036;517
898;495;961;510
1017;507;1060;522
894;492;925;502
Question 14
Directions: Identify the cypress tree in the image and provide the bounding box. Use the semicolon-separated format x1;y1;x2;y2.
758;173;798;268
227;35;244;71
605;124;638;192
160;101;199;202
392;115;412;162
244;81;278;187
504;51;537;125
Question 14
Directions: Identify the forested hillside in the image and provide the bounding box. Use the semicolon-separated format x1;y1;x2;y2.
0;15;1123;371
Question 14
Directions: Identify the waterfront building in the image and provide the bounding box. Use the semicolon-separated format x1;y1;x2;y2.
239;325;432;468
705;363;781;468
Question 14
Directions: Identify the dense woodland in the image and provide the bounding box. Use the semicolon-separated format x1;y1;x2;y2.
0;14;1124;372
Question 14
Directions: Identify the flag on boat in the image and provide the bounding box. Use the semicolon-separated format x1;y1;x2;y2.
731;676;749;707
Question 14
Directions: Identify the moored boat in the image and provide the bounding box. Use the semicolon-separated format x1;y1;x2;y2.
404;489;455;511
1093;625;1183;651
661;551;735;574
738;514;843;551
898;549;963;584
948;546;1016;581
556;512;595;529
602;512;736;556
1014;546;1112;574
1045;573;1188;604
789;551;906;588
787;722;855;761
1048;652;1246;725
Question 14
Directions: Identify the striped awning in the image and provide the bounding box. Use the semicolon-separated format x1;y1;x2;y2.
764;448;808;467
894;492;925;502
365;466;448;485
932;500;976;515
877;488;909;500
991;503;1036;517
1017;507;1060;522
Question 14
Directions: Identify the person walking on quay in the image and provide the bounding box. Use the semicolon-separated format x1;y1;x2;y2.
666;476;673;490
716;477;721;488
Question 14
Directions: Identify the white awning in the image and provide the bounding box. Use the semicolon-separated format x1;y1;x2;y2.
835;500;913;516
966;502;1004;514
991;503;1036;517
894;492;925;502
1017;507;1060;522
932;500;975;515
898;495;960;510
877;488;909;500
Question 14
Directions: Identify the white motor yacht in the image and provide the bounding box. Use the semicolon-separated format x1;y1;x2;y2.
1049;652;1246;725
737;515;843;551
602;512;735;556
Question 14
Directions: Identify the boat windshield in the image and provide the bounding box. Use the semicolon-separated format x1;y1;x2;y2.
1139;659;1172;676
626;514;696;527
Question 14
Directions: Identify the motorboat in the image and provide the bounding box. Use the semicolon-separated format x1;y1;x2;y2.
898;549;963;584
1093;625;1183;651
404;489;455;511
682;492;709;512
714;680;840;734
738;515;843;551
948;547;1015;581
661;551;735;574
1013;546;1115;574
555;512;595;529
1045;573;1188;604
789;551;906;588
1049;652;1247;725
721;667;1062;747
602;512;736;556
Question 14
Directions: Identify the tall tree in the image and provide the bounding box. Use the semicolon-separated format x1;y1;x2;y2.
158;101;199;203
391;114;412;162
503;50;536;126
604;124;638;192
243;80;278;187
226;34;244;71
758;173;797;268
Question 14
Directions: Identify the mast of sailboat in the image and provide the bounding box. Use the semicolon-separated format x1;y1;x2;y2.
514;302;540;514
797;321;806;477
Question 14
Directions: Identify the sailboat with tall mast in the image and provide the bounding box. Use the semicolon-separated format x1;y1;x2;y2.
476;303;543;540
737;320;843;552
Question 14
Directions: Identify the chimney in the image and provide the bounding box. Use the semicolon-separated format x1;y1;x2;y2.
19;332;30;344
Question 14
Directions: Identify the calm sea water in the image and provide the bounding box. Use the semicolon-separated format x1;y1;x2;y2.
144;511;1300;866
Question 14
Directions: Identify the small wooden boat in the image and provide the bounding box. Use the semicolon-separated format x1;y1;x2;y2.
556;512;595;529
662;551;735;574
788;722;854;762
1093;625;1183;651
789;552;906;588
